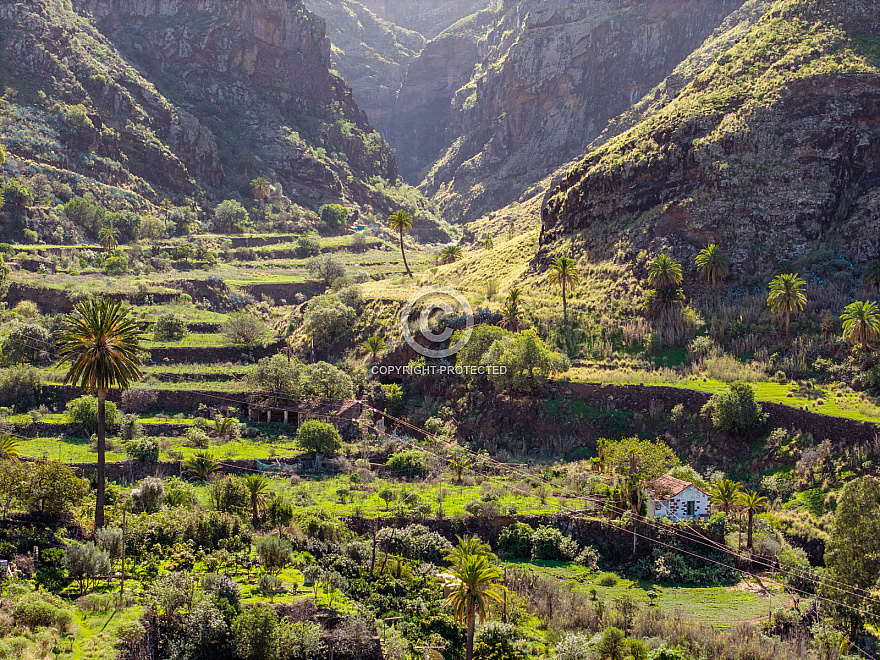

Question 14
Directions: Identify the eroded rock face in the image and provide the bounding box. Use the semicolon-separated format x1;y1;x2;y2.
540;0;880;270
417;0;746;223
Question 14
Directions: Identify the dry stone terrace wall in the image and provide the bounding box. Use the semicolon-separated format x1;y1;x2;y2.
42;384;249;415
566;382;880;446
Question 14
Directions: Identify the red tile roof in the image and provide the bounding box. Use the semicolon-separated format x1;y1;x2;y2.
645;474;706;500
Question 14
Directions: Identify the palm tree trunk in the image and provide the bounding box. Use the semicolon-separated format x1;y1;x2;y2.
400;232;413;278
96;390;106;529
252;498;259;529
747;509;754;549
562;280;568;328
465;602;475;660
785;310;790;341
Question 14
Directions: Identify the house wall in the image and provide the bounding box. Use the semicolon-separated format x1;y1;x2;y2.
650;485;711;521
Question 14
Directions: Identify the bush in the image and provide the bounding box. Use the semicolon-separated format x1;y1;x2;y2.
210;475;250;517
13;592;65;629
554;632;592;660
497;522;534;559
65;395;119;434
376;524;452;564
131;477;165;513
296;420;342;456
530;525;579;561
116;620;146;645
300;361;355;399
164;477;199;509
337;284;363;309
386;449;430;478
125;436;159;462
473;621;526;660
224;312;270;345
597;572;618;587
153;313;188;341
64;542;110;594
1;324;54;365
484;329;569;393
201;573;241;608
297;234;321;257
121;388;158;413
214;199;251;233
307;254;346;287
0;366;41;412
381;383;404;415
703;382;768;435
302;294;355;347
103;255;129;276
319;204;349;229
256;537;292;576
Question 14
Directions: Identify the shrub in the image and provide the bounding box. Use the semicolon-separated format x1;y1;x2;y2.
473;622;526;660
381;383;404;415
530;525;579;561
13;592;64;629
214;199;251;233
0;366;41;412
302;294;355;347
121;388;158;413
319;204;349;228
64;197;105;236
1;323;54;365
233;604;281;659
103;255;129;276
224;312;270;345
307;254;346;287
201;573;242;608
297;234;321;257
300;361;355;399
210;475;250;517
597;572;618;587
485;329;569;393
296;420;342;456
125;435;159;462
256;537;292;576
386;449;430;477
153;313;188;341
497;522;534;559
65;395;119;434
116;620;146;645
554;632;592;660
64;542;110;594
164;477;199;509
131;477;165;513
703;382;768;435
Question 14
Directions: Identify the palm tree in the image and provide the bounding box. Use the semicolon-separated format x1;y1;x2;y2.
160;198;174;223
767;273;808;341
439;245;463;265
647;254;683;289
0;435;19;461
736;489;768;550
362;336;387;361
186;451;220;481
548;257;580;328
695;244;730;288
244;474;271;528
99;222;119;254
441;538;506;660
251;177;270;223
644;286;685;316
389;210;414;278
841;300;880;354
58;298;146;529
500;286;524;331
709;479;740;515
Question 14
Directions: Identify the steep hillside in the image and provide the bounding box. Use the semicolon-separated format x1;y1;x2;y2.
0;0;450;241
541;0;880;271
302;0;425;135
418;0;747;224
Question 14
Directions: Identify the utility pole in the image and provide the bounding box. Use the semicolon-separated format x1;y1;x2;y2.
120;505;126;605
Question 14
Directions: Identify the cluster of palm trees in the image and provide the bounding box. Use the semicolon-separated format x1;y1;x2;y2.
645;244;730;314
439;537;507;660
709;480;769;550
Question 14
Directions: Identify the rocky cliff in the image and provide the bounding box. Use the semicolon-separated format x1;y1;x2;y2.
0;0;452;234
357;0;491;39
417;0;748;224
540;0;880;271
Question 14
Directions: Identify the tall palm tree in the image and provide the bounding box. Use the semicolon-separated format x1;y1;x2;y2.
736;488;768;550
767;273;808;341
58;298;146;529
389;210;414;278
548;257;580;328
99;222;119;254
186;450;220;481
439;244;463;265
647;254;683;289
841;300;880;354
695;244;730;288
362;336;387;361
251;177;270;223
709;479;740;515
160;198;174;223
244;474;271;529
441;538;506;660
500;286;524;331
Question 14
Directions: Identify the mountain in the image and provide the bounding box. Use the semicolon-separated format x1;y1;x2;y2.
356;0;492;40
540;0;880;271
0;0;450;241
411;0;747;223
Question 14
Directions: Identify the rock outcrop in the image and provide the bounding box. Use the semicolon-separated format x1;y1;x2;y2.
541;0;880;270
418;0;748;223
357;0;491;39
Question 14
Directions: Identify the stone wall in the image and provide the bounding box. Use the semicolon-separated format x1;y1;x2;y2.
42;384;249;415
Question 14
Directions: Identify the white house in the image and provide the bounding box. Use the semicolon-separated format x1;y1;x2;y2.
644;475;711;521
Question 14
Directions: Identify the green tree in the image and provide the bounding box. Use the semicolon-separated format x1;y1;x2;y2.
244;474;270;529
547;256;580;328
319;204;349;229
644;285;685;316
213;199;251;234
256;537;292;576
296;420;342;456
66;395;120;434
441;537;507;660
841;300;880;354
266;496;294;532
484;329;569;393
473;622;526;660
704;382;766;435
647;254;683;289
500;287;524;331
736;489;768;549
64;541;110;595
389;210;414;278
695;244;730;288
302;294;356;347
23;461;89;516
58;298;145;528
824;476;880;638
767;273;807;341
306;254;346;287
440;245;463;264
709;479;741;515
251;177;270;222
599;437;680;482
233;604;282;660
362;336;387;361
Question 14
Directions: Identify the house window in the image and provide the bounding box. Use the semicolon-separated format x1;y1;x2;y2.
686;501;695;516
